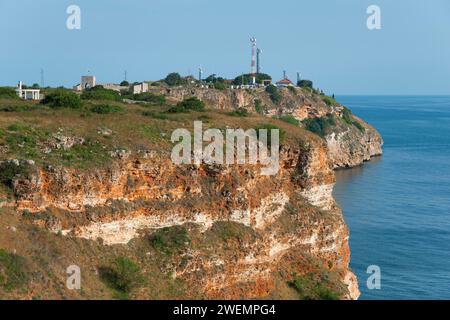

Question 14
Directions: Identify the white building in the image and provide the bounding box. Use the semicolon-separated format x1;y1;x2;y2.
16;81;40;100
132;82;149;94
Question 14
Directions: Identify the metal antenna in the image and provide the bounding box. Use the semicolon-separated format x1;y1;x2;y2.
250;37;257;85
256;48;262;74
40;68;44;88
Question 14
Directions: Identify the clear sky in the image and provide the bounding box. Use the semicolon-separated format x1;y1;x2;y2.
1;0;450;94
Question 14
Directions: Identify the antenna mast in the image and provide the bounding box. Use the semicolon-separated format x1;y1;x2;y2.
40;68;44;88
250;37;257;85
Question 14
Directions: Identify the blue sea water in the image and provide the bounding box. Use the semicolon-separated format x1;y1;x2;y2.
333;96;450;300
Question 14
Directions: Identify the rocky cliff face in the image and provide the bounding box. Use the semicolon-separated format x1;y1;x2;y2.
150;86;383;168
0;85;382;299
1;133;360;299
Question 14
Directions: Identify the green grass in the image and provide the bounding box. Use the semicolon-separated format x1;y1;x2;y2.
150;226;190;256
288;272;341;300
142;111;169;120
58;139;111;169
0;249;28;291
321;95;337;107
278;115;300;126
0;87;20;100
99;257;143;299
90;104;124;114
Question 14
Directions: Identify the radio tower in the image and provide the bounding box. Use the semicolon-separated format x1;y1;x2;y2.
256;48;262;74
40;68;45;88
250;37;257;85
198;67;203;82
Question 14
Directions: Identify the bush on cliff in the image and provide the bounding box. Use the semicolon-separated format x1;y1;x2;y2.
342;107;365;132
279;115;300;126
297;79;313;89
42;89;82;109
254;99;264;114
164;73;186;87
227;107;248;117
288;272;341;300
0;161;34;189
0;249;28;291
99;257;143;299
167;97;205;113
150;226;191;256
265;85;282;104
302;114;336;138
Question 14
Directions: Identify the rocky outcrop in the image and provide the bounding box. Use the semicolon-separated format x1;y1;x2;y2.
5;134;360;299
150;86;383;168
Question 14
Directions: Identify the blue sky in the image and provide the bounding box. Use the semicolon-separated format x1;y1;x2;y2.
1;0;450;94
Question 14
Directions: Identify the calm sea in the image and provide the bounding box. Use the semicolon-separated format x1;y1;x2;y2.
333;96;450;300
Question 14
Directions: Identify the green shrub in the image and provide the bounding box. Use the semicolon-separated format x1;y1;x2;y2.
0;104;33;112
302;114;336;138
342;107;365;132
42;89;82;109
167;97;205;113
214;82;226;90
298;80;313;89
0;87;19;99
322;96;336;107
90;104;124;114
265;85;282;104
0;249;28;291
228;107;248;117
81;87;121;101
120;81;129;87
99;257;143;299
288;273;341;300
132;93;166;105
164;73;186;86
288;86;297;95
279;115;300;126
254;99;264;114
150;226;190;255
0;161;33;188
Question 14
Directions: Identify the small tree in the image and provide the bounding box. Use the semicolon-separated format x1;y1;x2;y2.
120;81;129;87
164;73;184;86
298;80;313;89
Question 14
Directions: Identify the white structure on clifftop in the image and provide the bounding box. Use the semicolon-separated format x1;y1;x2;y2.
16;81;40;100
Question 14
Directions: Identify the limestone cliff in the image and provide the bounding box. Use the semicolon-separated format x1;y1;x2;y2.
1;133;359;299
149;86;383;168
